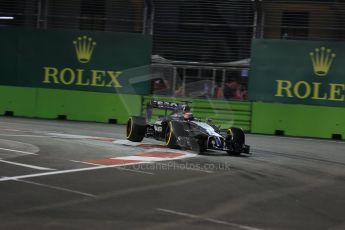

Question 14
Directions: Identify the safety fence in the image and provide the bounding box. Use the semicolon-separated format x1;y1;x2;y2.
0;0;145;33
261;0;345;41
150;63;249;101
152;0;255;63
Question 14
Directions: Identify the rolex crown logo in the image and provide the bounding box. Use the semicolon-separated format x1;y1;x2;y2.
309;47;336;76
73;36;96;63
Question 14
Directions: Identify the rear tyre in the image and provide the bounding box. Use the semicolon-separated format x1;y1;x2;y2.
126;116;146;142
226;127;245;156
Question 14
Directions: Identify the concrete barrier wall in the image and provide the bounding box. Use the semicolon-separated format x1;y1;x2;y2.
251;102;345;139
0;85;141;124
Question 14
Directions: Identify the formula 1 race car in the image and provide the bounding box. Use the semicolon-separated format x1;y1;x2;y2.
126;100;250;155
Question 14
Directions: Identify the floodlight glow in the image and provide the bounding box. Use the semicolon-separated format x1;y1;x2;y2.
0;16;14;20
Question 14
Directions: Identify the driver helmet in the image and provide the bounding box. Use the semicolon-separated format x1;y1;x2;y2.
183;105;191;112
183;111;193;120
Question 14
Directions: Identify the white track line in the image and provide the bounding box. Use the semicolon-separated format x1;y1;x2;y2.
0;159;55;171
112;139;139;146
157;208;263;230
0;134;47;138
114;156;172;162
0;162;151;182
16;179;96;197
1;128;23;132
0;147;37;155
0;129;114;141
70;160;154;175
114;153;196;162
45;133;108;140
47;133;95;139
70;160;102;166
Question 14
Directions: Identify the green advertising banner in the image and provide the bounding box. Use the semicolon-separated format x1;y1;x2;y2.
249;39;345;107
0;28;151;94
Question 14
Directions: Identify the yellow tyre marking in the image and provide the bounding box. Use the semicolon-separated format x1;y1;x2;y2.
227;128;233;141
165;122;173;146
126;117;133;139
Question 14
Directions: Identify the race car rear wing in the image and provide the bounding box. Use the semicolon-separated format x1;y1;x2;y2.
146;100;191;120
148;100;184;110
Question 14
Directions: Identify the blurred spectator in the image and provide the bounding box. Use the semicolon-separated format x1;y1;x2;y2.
215;83;224;98
223;80;247;100
174;83;185;97
152;78;170;95
199;81;212;98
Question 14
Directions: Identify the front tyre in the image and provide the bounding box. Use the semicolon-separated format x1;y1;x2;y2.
165;121;186;149
126;116;146;142
226;127;245;155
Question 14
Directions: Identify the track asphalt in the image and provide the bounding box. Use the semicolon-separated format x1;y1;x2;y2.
0;117;344;230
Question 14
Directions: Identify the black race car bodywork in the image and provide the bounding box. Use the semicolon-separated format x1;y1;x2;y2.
126;100;250;155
